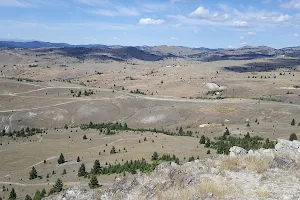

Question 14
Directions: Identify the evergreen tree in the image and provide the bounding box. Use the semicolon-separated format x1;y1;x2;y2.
204;138;211;147
33;190;41;200
151;152;159;161
291;119;296;126
49;179;63;194
200;135;206;144
78;163;86;177
77;156;80;162
110;146;116;154
289;133;298;141
92;160;102;174
62;169;67;175
224;128;230;136
29;167;38;180
89;175;100;189
25;195;32;200
41;188;46;197
57;153;65;164
188;156;195;162
83;134;87;140
9;188;17;200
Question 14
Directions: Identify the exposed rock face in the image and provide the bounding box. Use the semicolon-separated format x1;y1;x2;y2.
44;187;98;200
275;139;300;159
229;146;248;156
47;139;300;200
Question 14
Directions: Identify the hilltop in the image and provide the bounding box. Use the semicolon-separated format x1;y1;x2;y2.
45;139;300;200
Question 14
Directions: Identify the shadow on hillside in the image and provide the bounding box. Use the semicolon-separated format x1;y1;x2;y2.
224;59;300;73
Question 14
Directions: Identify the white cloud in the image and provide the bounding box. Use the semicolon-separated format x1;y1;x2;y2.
247;31;256;35
141;3;169;12
240;36;244;39
170;37;179;40
281;0;300;9
189;6;209;18
228;45;234;48
241;42;247;46
292;33;300;37
89;5;139;17
112;37;119;40
139;18;165;25
276;14;292;22
233;21;249;28
0;0;34;7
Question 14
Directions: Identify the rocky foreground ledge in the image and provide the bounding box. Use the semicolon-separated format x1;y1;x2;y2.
46;139;300;200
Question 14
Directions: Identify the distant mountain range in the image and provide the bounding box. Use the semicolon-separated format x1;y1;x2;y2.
0;40;108;49
1;40;300;62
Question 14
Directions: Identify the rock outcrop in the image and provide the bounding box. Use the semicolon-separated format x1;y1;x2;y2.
46;139;300;200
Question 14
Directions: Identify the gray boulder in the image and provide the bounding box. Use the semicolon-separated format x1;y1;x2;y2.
229;146;248;156
270;157;295;169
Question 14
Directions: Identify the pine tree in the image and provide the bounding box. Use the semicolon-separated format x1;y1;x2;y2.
289;133;297;141
29;167;38;180
57;153;65;164
224;128;230;136
25;195;32;200
33;190;41;200
92;160;101;174
9;188;17;200
151;152;159;160
41;188;46;197
188;156;195;162
291;119;296;126
110;146;116;154
62;169;67;175
77;156;80;162
89;175;100;189
50;179;63;194
204;138;211;147
200;135;206;144
78;163;86;177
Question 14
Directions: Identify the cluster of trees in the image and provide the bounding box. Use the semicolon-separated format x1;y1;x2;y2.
1;127;44;137
290;133;298;141
8;77;42;82
100;128;116;135
290;119;299;126
101;159;155;175
151;152;180;164
130;89;146;95
80;122;194;137
24;189;47;200
6;188;47;200
77;158;157;178
206;128;275;154
70;89;94;97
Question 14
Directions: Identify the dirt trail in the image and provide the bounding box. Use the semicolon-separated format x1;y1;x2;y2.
1;81;300;114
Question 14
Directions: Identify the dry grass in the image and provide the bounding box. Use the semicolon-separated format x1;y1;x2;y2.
244;156;272;173
219;156;243;171
157;179;234;200
219;155;272;173
255;188;272;199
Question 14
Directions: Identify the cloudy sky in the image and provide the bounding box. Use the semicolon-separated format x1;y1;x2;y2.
1;0;300;48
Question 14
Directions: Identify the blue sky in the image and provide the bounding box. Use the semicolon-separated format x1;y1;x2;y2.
0;0;300;48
